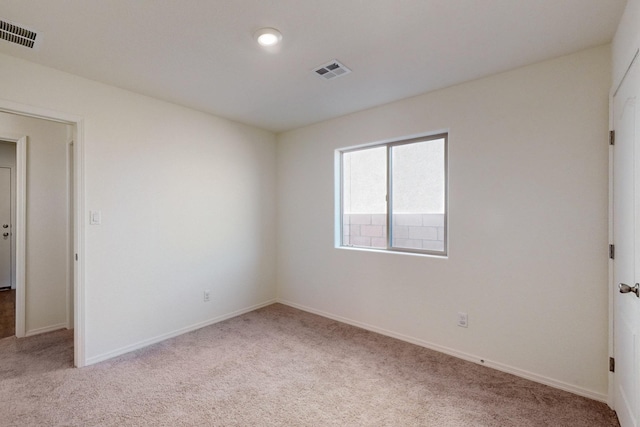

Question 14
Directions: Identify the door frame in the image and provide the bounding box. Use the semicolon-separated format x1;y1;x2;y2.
0;99;86;368
608;96;614;409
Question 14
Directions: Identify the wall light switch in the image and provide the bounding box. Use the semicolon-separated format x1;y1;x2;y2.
90;210;101;225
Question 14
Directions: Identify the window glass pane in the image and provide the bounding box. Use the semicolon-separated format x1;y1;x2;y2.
391;138;445;252
342;146;387;248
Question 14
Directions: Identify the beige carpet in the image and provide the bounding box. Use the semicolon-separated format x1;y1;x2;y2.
0;304;619;426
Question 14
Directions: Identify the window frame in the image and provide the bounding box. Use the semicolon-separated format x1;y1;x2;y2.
338;132;448;257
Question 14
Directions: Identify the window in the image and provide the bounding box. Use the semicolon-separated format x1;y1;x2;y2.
339;133;447;256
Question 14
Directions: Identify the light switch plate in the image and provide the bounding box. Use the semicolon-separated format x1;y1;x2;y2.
90;210;101;225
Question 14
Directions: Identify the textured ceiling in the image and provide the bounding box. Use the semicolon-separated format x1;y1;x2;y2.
0;0;627;132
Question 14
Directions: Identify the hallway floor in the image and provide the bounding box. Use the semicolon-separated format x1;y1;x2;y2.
0;288;15;338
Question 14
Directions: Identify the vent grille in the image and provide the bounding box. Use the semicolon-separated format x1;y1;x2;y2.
313;60;351;80
0;19;39;49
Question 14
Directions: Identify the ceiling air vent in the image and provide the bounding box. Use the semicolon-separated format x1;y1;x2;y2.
313;60;351;80
0;19;40;49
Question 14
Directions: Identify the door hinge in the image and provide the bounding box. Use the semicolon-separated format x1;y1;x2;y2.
610;130;615;146
75;253;78;261
609;244;615;260
610;357;615;373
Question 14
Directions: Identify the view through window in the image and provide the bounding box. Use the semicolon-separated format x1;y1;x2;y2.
340;133;447;255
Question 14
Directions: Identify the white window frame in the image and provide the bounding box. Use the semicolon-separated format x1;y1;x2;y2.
337;132;448;256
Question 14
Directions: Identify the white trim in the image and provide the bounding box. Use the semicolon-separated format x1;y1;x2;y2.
15;136;26;338
608;83;616;410
0;99;86;367
608;140;615;409
278;299;608;403
85;299;277;366
0;100;81;125
25;323;68;337
73;119;85;367
66;138;74;330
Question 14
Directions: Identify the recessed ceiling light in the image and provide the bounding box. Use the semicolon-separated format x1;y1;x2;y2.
254;28;282;47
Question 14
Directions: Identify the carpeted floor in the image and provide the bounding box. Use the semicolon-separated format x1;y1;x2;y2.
0;303;619;426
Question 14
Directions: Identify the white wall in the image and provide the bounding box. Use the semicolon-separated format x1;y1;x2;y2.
0;140;16;289
612;0;640;90
277;46;611;400
0;53;277;364
0;114;70;335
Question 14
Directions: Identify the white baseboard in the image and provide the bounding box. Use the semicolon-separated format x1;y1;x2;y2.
85;299;277;366
25;323;68;337
277;299;608;403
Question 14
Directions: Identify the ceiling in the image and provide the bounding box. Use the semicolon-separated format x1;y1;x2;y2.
0;0;628;133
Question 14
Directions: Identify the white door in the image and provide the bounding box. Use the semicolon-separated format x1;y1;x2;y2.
613;53;640;427
0;167;10;289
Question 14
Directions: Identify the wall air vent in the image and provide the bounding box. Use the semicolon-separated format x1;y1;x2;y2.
0;19;40;49
313;60;351;80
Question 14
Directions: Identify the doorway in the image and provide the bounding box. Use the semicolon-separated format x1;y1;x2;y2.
0;143;16;339
0;101;85;368
0;113;72;341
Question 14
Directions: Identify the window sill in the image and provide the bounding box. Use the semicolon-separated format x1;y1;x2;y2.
335;245;448;259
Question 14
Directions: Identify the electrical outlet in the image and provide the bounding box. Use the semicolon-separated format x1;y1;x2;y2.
203;290;210;302
457;312;468;328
